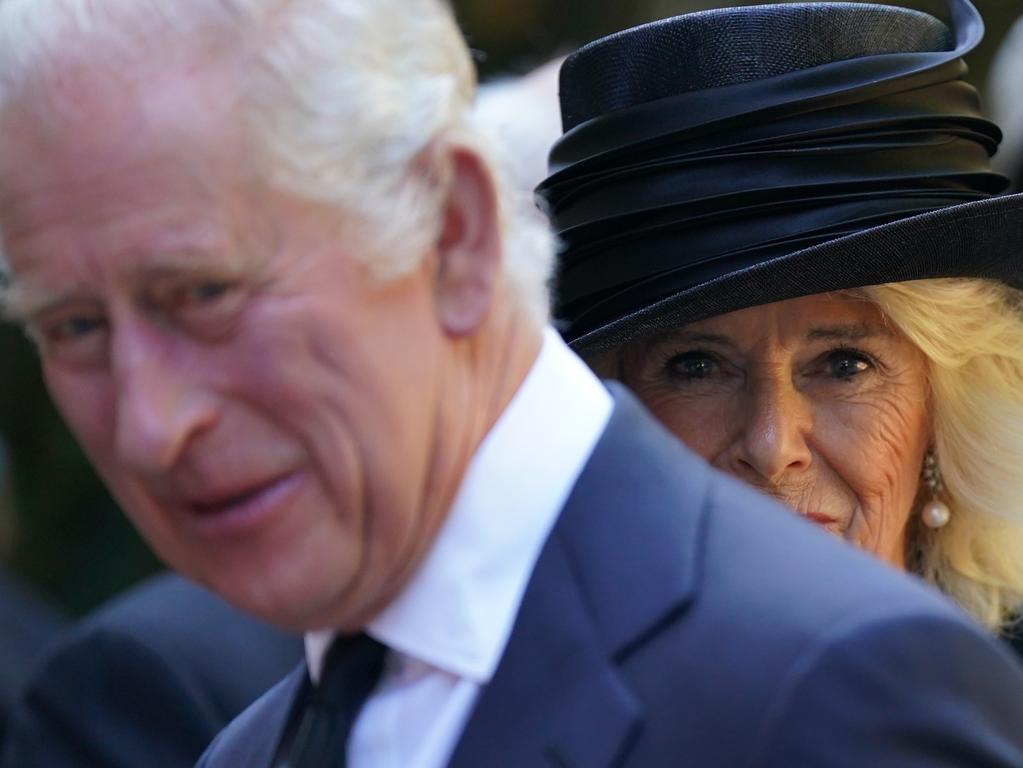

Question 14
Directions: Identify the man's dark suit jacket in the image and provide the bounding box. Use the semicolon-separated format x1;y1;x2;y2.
0;569;66;747
2;573;303;768
200;388;1023;767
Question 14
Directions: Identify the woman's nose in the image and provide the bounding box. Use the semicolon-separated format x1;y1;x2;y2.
726;376;813;485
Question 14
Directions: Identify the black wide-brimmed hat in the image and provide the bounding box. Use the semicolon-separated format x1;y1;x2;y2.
538;0;1023;354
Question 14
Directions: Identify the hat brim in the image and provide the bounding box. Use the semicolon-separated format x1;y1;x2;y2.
565;193;1023;355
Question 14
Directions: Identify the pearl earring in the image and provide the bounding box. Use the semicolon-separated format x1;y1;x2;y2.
921;452;951;529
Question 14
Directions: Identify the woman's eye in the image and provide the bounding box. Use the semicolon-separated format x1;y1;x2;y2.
667;351;718;381
825;349;873;380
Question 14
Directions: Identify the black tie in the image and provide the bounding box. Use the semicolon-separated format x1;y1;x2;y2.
273;633;388;768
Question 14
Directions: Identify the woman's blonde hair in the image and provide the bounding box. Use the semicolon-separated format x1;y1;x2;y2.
860;278;1023;632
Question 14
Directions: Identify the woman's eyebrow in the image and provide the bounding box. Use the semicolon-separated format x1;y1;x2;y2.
805;323;895;342
657;330;736;348
683;332;735;346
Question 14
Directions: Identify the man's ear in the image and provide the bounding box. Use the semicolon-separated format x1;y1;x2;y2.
434;146;501;337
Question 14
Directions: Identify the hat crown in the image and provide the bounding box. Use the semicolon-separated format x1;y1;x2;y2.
560;3;952;131
541;0;1016;353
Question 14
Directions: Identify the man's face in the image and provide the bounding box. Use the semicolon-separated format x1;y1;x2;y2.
0;65;452;631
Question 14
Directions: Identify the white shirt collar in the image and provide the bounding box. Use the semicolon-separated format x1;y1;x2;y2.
306;327;612;684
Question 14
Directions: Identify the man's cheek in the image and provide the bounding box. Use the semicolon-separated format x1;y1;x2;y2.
46;370;117;454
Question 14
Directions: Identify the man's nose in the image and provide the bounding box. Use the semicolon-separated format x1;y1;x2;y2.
727;376;813;485
111;322;217;474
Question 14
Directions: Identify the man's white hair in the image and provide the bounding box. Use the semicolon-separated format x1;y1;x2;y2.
476;58;565;201
0;0;555;328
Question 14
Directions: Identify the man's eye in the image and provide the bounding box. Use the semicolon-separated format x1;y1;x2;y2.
46;315;107;342
34;313;110;367
826;349;873;380
178;282;234;305
165;281;246;339
667;351;718;381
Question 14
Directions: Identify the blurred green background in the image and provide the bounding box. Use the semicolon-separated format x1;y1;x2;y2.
3;0;1023;615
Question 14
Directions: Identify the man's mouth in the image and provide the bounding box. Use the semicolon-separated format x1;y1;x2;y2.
180;471;306;536
190;481;278;515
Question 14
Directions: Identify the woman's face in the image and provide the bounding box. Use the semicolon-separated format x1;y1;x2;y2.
616;292;932;568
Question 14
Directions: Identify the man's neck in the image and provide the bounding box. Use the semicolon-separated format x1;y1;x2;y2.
344;298;543;631
427;298;543;527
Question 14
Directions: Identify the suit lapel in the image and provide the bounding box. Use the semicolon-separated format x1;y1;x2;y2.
449;387;711;767
447;532;641;768
267;667;315;766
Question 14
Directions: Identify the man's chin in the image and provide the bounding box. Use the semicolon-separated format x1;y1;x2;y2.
192;554;364;633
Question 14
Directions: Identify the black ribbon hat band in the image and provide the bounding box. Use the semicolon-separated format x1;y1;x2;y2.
539;0;1022;352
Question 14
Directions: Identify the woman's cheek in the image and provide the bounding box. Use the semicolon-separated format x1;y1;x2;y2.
821;392;929;564
644;391;738;460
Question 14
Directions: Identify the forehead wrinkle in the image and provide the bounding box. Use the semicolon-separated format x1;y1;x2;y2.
0;45;248;199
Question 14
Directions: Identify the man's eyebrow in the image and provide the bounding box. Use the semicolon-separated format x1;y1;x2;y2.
1;258;251;321
805;323;895;342
125;259;250;283
0;283;66;322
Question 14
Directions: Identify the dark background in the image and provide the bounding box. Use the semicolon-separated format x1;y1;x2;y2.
3;0;1022;614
